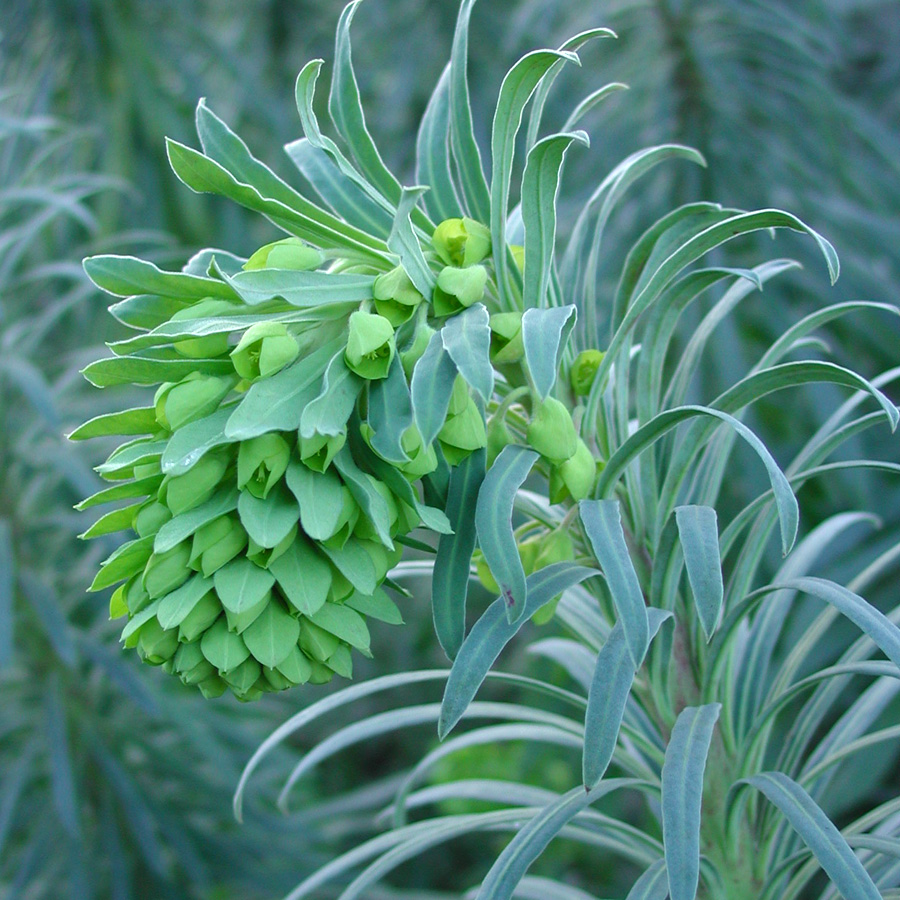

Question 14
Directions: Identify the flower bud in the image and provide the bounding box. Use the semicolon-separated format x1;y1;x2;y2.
438;397;487;466
448;375;470;416
548;437;596;503
173;641;216;685
132;500;171;538
170;298;241;359
298;430;346;473
299;618;341;663
489;312;524;365
142;542;192;599
570;349;604;396
486;415;512;468
231;322;300;381
511;245;525;271
137;618;179;665
518;534;542;575
244;237;323;271
432;217;491;267
237;433;291;498
432;264;487;317
161;451;229;516
344;311;395;380
397;425;438;479
247;523;297;568
473;548;500;594
373;266;424;326
400;322;435;378
155;373;233;431
190;514;247;577
177;590;223;642
526;397;578;466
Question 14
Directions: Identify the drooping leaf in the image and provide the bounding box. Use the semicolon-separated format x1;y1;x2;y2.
366;353;414;463
440;303;493;402
299;352;363;440
410;329;458;446
521;305;577;399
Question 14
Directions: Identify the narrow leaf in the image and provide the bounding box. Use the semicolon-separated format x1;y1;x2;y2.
662;704;721;900
522;305;577;399
675;505;723;641
367;353;414;463
440;303;493;402
476;445;538;623
411;329;458;446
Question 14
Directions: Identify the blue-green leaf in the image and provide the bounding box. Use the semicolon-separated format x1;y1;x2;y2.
432;448;486;659
476;779;642;900
448;0;490;222
225;338;342;440
154;488;239;553
285;461;344;541
226;269;373;308
387;186;435;297
662;704;721;900
491;49;578;306
521;133;587;310
237;483;300;549
675;506;723;641
625;859;669;900
83;254;235;300
439;562;597;737
522;305;577;399
299;352;363;439
0;521;14;666
579;499;649;667
333;447;394;550
83;355;233;388
366;353;414;463
476;445;538;623
410;329;458;446
416;64;462;222
745;772;881;900
440;303;493;402
285;138;393;238
162;407;233;475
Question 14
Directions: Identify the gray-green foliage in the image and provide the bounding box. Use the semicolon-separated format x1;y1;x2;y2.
0;91;331;900
192;3;900;898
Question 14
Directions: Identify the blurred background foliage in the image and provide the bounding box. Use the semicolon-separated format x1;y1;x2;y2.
0;0;897;897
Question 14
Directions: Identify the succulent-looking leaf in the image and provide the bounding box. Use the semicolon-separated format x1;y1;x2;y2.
410;329;458;446
521;133;587;311
476;445;538;623
440;303;493;402
432;448;486;659
675;506;723;641
521;305;577;399
745;772;881;900
439;562;597;738
579;499;650;666
83;254;236;300
661;704;721;900
416;64;462;222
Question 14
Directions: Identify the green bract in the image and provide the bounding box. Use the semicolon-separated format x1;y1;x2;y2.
230;322;300;381
344;311;395;379
432;216;491;267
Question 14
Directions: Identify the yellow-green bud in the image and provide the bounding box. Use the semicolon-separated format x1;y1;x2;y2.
177;590;223;642
142;542;192;599
237;433;291;498
231;322;300;381
432;264;487;317
161;451;229;516
397;425;438;479
486;415;512;468
489;312;524;365
298;430;345;473
570;349;604;396
549;437;596;503
511;245;525;271
526;397;578;465
137;618;179;665
373;266;424;326
243;237;323;271
432;217;491;267
154;373;232;431
247;524;297;568
345;311;395;380
190;515;247;577
473;548;500;594
448;375;470;416
133;501;171;538
439;397;487;466
530;528;576;625
299;619;341;663
400;322;435;378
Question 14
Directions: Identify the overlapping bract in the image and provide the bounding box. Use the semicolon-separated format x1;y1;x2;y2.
76;203;599;699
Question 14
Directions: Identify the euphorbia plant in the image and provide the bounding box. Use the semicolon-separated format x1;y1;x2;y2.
76;1;900;897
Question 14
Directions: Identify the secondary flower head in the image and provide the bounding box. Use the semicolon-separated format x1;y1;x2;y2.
230;322;300;381
372;265;424;326
237;433;292;498
432;264;488;317
344;310;395;380
489;312;524;365
570;349;605;396
432;217;491;267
